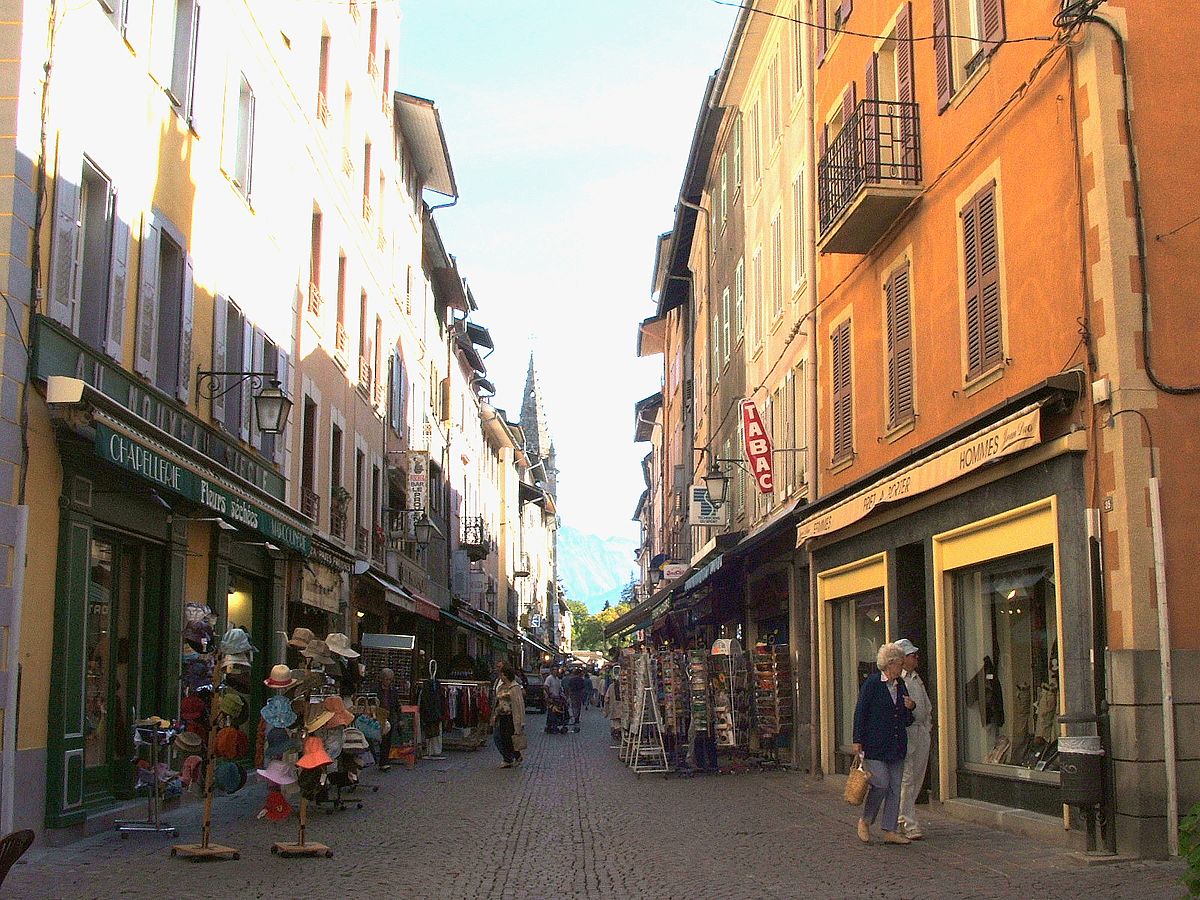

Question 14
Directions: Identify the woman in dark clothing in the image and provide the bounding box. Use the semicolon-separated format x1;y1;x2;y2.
852;642;916;845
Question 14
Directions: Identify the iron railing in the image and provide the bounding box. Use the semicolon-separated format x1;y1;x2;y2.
301;487;319;521
330;500;347;541
356;526;370;556
307;282;323;317
818;99;921;236
335;322;348;354
371;526;386;565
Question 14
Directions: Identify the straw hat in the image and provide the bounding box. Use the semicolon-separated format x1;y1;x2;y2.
287;627;315;649
301;640;335;666
174;730;204;754
264;664;300;690
325;633;360;658
305;709;334;733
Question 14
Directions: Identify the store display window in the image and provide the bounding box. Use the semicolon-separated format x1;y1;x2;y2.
953;548;1060;779
831;589;885;754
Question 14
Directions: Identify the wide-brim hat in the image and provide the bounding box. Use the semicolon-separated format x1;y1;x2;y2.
342;727;368;751
265;663;300;690
219;627;257;657
305;710;334;733
287;669;324;697
321;728;343;760
296;736;334;769
214;760;246;794
261;695;298;729
301;640;335;666
323;696;355;727
134;716;173;730
256;758;298;786
264;727;299;760
287;627;315;649
174;730;204;754
264;789;293;821
325;633;360;658
219;691;247;719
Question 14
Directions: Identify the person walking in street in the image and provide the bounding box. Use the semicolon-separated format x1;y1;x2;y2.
603;666;623;744
544;666;564;733
896;638;932;840
590;670;604;707
852;642;916;845
492;662;526;768
377;667;402;772
565;667;587;728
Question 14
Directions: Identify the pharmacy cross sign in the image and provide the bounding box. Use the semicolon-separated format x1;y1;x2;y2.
740;399;774;495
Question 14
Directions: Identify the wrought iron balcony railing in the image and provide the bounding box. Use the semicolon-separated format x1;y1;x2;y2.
301;487;319;521
307;282;323;317
818;99;922;254
356;526;370;556
460;515;490;561
335;322;348;354
330;501;347;541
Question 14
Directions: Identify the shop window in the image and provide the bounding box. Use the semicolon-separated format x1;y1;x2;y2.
953;548;1059;777
831;589;885;756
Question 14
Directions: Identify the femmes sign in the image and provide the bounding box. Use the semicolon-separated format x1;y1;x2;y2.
740;399;774;495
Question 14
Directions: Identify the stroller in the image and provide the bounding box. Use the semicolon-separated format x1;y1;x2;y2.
545;695;568;734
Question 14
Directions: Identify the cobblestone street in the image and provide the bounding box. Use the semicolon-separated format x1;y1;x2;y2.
5;711;1183;899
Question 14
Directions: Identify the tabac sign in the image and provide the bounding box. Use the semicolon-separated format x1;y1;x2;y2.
740;399;774;495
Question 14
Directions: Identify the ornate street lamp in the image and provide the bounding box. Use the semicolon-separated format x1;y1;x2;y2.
196;370;293;435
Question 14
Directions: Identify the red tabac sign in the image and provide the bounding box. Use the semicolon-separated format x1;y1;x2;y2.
740;399;774;494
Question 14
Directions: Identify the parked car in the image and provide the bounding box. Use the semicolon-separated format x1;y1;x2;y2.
523;673;546;712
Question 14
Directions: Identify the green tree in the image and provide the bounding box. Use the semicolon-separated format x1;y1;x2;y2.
566;599;605;651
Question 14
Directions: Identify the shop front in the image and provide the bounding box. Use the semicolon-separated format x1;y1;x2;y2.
805;399;1095;828
290;541;349;658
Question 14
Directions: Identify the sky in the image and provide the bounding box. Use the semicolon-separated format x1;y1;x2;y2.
398;1;738;542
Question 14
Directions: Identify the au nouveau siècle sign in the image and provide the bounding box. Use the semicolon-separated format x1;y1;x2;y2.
96;422;312;555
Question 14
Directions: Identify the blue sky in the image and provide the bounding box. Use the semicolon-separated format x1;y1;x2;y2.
398;1;737;541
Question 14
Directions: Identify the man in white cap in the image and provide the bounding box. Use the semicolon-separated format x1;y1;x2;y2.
896;638;931;839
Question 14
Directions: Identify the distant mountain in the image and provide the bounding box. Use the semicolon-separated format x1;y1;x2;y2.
558;525;638;614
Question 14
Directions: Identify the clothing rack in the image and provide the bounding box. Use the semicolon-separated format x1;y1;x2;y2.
428;679;491;752
116;725;178;838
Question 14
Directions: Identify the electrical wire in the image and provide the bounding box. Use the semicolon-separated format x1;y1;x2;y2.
709;0;1057;47
1155;212;1200;243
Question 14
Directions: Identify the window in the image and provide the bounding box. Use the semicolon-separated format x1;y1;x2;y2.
317;33;331;122
832;589;885;756
335;252;347;354
362;141;372;217
355;449;366;530
169;0;199;115
368;4;378;71
885;261;914;428
358;289;370;379
374;314;383;397
818;0;853;63
733;113;742;190
389;353;406;435
233;74;255;196
935;0;1005;112
301;397;318;493
330;423;344;489
961;181;1003;379
831;319;852;462
793;4;804;96
214;297;247;434
722;288;731;363
749;102;762;184
794;361;806;485
152;229;189;399
752;247;763;349
771;212;783;319
712;312;721;384
76;162;115;353
734;257;745;341
768;56;781;143
381;46;391;104
792;171;805;290
310;209;322;290
954;549;1058;777
719;154;728;228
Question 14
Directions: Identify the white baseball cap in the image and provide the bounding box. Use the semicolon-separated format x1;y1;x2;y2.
895;638;919;656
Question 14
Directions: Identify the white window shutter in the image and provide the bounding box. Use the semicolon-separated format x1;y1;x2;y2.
124;0;152;57
105;195;130;361
134;214;161;379
189;0;223;137
275;344;291;467
389;354;400;432
176;254;194;403
48;135;81;329
239;320;252;441
211;293;227;426
252;327;265;449
149;0;177;89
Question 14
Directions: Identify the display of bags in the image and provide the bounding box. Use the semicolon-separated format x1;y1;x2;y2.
844;755;871;805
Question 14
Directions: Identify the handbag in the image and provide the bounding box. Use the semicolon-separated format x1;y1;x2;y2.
844;755;871;805
511;732;528;752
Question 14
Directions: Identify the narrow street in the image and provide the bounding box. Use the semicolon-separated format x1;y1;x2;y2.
4;711;1181;899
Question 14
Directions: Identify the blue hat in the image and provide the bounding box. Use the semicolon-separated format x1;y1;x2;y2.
261;695;297;729
265;726;298;759
214;760;245;794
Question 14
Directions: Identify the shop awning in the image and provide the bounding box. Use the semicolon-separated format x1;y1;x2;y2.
441;608;500;641
521;633;556;656
363;571;441;621
603;589;670;639
684;554;725;593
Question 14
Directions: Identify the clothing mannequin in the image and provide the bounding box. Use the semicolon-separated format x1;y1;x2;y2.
421;659;445;759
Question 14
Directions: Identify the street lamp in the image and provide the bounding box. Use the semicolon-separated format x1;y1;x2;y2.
413;512;433;546
196;370;293;435
704;462;730;507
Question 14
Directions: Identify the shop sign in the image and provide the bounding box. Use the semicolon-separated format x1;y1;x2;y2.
689;486;728;526
301;561;341;613
96;423;311;554
407;451;429;534
740;399;774;494
796;405;1042;545
311;543;352;573
663;562;688;581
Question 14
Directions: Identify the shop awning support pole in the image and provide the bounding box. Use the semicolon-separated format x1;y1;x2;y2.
808;547;821;779
1;505;27;835
1148;476;1178;856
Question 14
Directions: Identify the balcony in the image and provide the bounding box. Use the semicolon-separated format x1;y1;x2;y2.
330;499;347;542
372;380;384;409
817;99;922;255
460;516;490;561
358;356;373;397
335;321;348;355
362;196;373;224
355;526;370;557
301;487;320;521
371;525;386;565
316;92;330;126
307;282;323;317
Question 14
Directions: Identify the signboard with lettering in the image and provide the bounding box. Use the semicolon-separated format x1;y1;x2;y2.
95;422;312;554
663;562;688;581
741;399;774;494
689;486;729;526
407;450;429;518
301;561;341;612
796;406;1041;545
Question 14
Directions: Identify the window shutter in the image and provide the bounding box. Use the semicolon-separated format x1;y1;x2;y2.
189;0;223;137
976;184;1003;370
149;0;177;89
388;353;399;432
211;293;228;425
124;0;153;57
105;198;130;361
896;3;917;177
176;254;194;403
49;137;81;329
817;0;827;64
831;321;853;461
933;0;953;113
251;328;265;446
981;0;1006;51
735;258;744;338
863;54;878;179
134;213;160;379
239;321;253;441
962;192;983;377
842;80;857;128
887;263;914;427
275;343;291;467
838;0;853;28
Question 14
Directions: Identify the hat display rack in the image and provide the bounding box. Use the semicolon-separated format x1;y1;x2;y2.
114;717;180;838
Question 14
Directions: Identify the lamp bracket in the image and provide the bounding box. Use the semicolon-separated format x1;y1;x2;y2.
196;370;280;400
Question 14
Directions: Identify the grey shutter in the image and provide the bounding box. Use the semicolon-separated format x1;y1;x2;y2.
49;138;81;328
275;343;290;466
134;213;160;379
817;0;827;65
838;0;852;27
982;0;1006;51
831;321;852;461
886;263;914;427
239;319;253;441
933;0;953;113
897;3;917;178
105;197;130;361
251;327;264;446
863;54;878;180
389;353;400;432
962;192;983;377
211;293;227;425
977;184;1003;370
176;254;194;403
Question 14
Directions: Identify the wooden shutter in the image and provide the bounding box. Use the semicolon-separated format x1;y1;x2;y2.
177;254;194;403
976;184;1003;370
211;293;227;425
962;192;982;376
105;197;130;361
838;0;853;28
134;213;160;379
897;3;917;178
817;0;827;64
842;80;857;129
886;263;914;427
831;321;853;462
275;342;291;467
982;0;1006;51
933;0;953;113
49;137;81;328
863;54;878;180
239;320;253;440
125;0;153;57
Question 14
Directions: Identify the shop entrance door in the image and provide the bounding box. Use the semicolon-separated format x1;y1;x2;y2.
831;588;886;773
83;534;148;804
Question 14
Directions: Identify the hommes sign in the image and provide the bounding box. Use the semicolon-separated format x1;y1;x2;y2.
740;399;774;495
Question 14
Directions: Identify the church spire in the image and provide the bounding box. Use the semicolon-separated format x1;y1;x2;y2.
520;354;552;472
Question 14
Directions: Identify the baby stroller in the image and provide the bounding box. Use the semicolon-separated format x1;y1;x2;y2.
545;695;568;734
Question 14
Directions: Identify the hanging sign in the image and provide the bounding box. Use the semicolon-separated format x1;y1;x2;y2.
740;399;774;494
407;450;429;540
689;486;728;526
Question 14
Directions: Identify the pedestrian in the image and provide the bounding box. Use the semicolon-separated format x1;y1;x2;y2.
852;641;916;845
603;666;623;743
590;670;604;707
565;667;587;727
492;661;526;768
544;666;565;734
896;638;932;840
377;667;402;772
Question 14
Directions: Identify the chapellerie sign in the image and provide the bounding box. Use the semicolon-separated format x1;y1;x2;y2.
96;422;311;555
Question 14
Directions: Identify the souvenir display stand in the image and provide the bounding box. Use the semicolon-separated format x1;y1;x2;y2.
437;680;492;751
627;651;670;775
687;649;712;734
752;642;793;764
655;650;689;768
271;797;332;859
710;639;750;749
617;650;636;763
116;721;178;838
360;633;417;703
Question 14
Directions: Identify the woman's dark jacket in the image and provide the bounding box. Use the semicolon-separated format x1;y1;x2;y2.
852;674;914;762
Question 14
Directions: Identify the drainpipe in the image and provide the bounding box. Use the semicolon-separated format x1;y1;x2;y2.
1148;475;1178;856
1;506;27;833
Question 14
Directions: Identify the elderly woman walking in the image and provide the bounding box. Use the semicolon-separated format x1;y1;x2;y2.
852;641;916;845
492;662;526;768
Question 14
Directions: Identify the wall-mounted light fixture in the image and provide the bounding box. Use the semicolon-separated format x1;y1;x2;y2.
196;369;293;435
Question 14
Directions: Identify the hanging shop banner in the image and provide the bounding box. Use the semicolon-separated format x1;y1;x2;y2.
689;486;729;526
301;561;342;613
795;405;1042;546
95;421;312;554
407;450;429;515
741;399;774;494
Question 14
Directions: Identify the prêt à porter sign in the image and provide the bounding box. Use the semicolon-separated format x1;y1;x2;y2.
96;422;311;555
741;399;774;495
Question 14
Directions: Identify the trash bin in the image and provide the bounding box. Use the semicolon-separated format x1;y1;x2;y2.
1058;735;1104;807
